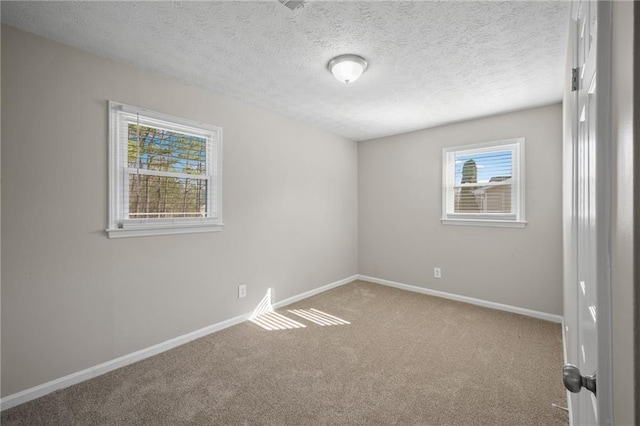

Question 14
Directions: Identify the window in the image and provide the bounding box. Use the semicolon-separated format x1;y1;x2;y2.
442;138;525;228
107;102;223;238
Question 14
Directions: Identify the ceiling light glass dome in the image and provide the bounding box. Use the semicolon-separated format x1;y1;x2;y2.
327;54;368;84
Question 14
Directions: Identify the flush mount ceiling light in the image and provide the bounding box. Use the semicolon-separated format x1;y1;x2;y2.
327;54;368;84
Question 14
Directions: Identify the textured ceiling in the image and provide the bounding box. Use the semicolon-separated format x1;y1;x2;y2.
1;1;570;141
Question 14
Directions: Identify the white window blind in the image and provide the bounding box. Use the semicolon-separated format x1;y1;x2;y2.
107;102;223;238
442;138;525;228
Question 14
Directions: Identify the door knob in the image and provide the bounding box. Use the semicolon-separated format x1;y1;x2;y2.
563;364;596;396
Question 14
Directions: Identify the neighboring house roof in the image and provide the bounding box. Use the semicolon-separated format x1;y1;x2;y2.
473;177;512;195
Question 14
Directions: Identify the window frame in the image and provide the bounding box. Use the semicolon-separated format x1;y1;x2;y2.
107;101;223;238
441;137;526;228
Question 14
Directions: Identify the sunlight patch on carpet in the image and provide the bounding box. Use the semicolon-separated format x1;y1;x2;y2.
288;309;350;326
249;288;306;330
248;289;349;330
250;311;307;330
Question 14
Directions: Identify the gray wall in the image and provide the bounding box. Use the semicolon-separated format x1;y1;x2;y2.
1;25;358;397
358;104;563;315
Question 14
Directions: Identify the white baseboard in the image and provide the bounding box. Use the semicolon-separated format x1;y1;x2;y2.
2;274;559;410
358;275;563;323
0;312;252;411
0;274;359;411
272;274;358;309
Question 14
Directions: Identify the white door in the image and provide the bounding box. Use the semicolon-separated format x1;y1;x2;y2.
564;1;613;425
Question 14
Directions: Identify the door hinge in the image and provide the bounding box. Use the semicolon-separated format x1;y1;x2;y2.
571;67;579;91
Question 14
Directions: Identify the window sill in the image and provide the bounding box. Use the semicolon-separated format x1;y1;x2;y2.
106;223;224;239
441;219;527;228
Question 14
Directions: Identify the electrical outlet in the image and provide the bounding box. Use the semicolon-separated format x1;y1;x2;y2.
434;268;442;279
238;284;247;299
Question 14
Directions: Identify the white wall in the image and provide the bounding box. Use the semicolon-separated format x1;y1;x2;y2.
1;25;358;397
358;104;563;315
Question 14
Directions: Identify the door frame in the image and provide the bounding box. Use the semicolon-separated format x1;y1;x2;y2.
634;2;639;420
593;1;613;424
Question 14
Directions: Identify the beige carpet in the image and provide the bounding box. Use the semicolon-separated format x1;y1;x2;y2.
1;281;568;425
